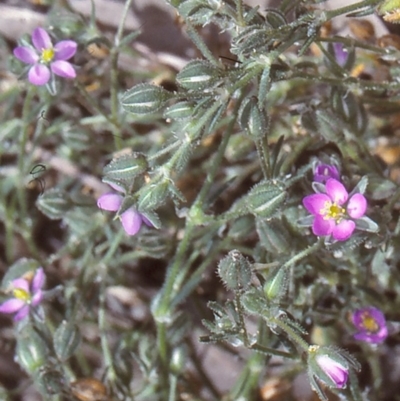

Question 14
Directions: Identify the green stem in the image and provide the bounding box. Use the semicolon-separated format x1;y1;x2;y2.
269;315;309;351
236;0;245;26
75;81;116;126
186;22;220;67
281;238;323;270
98;266;116;382
323;0;382;20
255;138;271;180
250;343;297;359
168;374;178;401
110;0;135;150
147;140;181;162
154;94;245;387
235;292;249;347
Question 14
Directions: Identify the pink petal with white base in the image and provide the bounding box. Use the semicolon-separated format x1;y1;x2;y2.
312;215;334;236
0;298;25;314
13;46;39;64
347;194;367;219
14;305;30;321
28;64;50;85
326;179;348;205
12;278;29;292
32;268;45;293
32;27;52;51
54;41;77;60
303;194;331;215
332;220;355;241
51;60;76;79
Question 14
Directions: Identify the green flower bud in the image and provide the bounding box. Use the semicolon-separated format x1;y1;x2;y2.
103;152;148;184
263;266;289;302
17;326;48;374
239;96;268;138
176;59;222;91
218;250;252;292
121;83;172;115
54;321;81;362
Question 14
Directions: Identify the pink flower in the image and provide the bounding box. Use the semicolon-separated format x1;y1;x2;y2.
315;354;348;388
0;268;45;321
313;163;340;183
302;178;367;241
97;185;151;236
352;306;388;344
13;27;77;86
333;43;349;67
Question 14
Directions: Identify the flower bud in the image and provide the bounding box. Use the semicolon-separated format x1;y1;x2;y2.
121;83;172;115
54;321;81;361
218;250;252;292
239;96;268;138
103;152;148;184
169;346;187;375
263;266;289;302
307;345;360;399
176;59;222;91
17;326;48;373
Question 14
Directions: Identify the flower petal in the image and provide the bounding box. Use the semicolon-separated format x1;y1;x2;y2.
303;194;331;215
13;46;38;64
347;193;367;219
333;43;349;67
50;60;76;79
97;193;122;211
326;179;348;205
32;27;52;51
108;182;126;194
31;290;43;306
314;164;339;183
316;355;348;388
54;40;77;60
312;215;334;236
14;305;30;321
32;268;45;293
0;298;25;314
120;208;142;236
141;215;153;227
12;278;29;292
332;219;355;241
28;64;50;85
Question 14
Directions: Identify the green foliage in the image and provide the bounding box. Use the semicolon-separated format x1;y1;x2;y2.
1;0;400;400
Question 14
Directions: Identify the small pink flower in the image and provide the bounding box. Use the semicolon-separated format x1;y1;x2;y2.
97;185;151;236
352;306;388;344
333;43;349;67
313;163;340;183
303;178;367;241
13;27;77;86
0;268;45;321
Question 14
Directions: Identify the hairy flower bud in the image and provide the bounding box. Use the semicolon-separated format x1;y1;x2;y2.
218;250;252;292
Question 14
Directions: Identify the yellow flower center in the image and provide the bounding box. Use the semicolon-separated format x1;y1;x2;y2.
13;288;31;302
361;312;379;333
321;201;345;222
41;48;55;63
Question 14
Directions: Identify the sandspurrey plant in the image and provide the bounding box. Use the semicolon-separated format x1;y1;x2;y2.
1;0;400;400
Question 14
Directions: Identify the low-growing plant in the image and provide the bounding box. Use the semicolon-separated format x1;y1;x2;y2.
1;0;400;400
